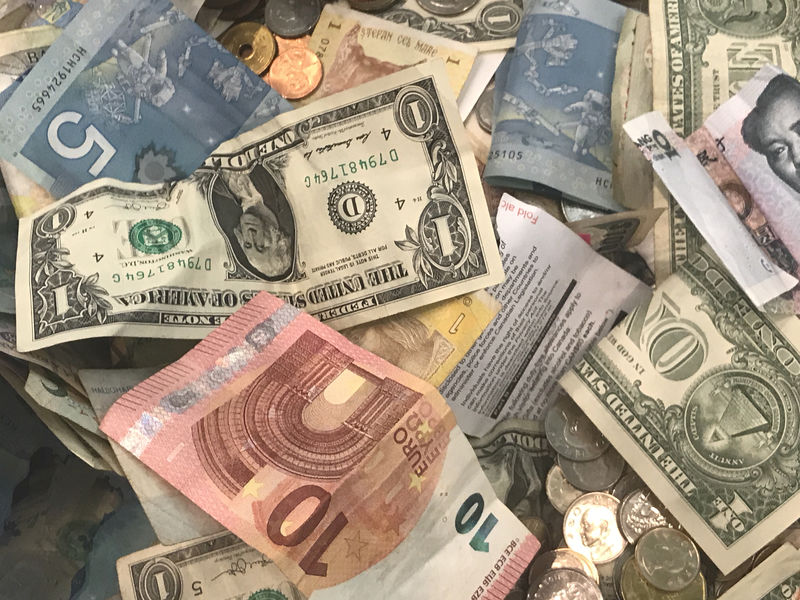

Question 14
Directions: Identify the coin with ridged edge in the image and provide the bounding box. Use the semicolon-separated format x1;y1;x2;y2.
218;22;276;76
545;394;609;462
529;568;603;600
563;492;627;565
620;556;706;600
527;548;600;587
635;527;700;592
416;0;480;16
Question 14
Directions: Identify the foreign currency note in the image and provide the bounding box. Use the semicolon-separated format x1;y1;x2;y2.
15;61;504;350
0;312;105;392
117;532;305;600
719;543;800;599
375;0;523;51
25;364;100;434
610;10;653;211
308;3;477;102
0;25;59;218
649;0;800;282
560;244;800;573
99;291;539;598
0;354;112;470
0;0;289;199
441;194;651;437
624;111;797;308
701;64;800;312
342;290;500;387
484;0;628;212
566;207;663;256
81;366;224;545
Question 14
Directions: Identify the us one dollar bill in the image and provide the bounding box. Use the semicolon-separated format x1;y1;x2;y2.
117;532;305;600
15;61;503;351
484;0;628;212
649;0;800;282
560;244;800;574
376;0;523;51
0;0;289;199
719;543;800;600
100;291;539;598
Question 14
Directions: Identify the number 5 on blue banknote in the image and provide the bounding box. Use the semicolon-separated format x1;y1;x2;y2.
0;0;290;198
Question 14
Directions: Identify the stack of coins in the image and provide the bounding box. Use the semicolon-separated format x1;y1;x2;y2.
505;393;792;599
213;0;324;100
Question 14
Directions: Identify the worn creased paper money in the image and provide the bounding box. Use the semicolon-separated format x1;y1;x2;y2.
15;61;503;350
81;366;224;546
560;244;800;573
117;532;305;600
648;0;799;283
308;4;477;103
441;194;651;437
624;111;797;308
718;543;800;600
342;291;500;387
100;291;539;598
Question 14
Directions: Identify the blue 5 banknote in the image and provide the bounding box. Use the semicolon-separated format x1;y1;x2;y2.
484;0;627;212
0;0;290;198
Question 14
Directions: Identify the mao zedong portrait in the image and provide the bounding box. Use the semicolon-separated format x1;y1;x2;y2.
742;74;800;194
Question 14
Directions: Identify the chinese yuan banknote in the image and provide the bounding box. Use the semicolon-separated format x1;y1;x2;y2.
99;291;539;599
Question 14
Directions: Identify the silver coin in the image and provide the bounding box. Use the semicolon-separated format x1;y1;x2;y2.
544;394;609;462
546;464;584;514
612;545;634;600
618;489;670;544
416;0;479;16
475;82;494;133
347;0;399;10
563;492;627;565
635;527;700;592
264;0;321;38
611;470;645;500
528;548;600;587
559;448;625;492
561;198;611;223
529;568;603;600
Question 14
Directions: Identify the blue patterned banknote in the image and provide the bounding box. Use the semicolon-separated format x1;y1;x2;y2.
0;0;290;198
484;0;626;211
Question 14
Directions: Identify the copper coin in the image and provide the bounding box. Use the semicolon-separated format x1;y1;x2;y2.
219;0;261;19
264;47;322;100
219;22;276;75
275;34;310;54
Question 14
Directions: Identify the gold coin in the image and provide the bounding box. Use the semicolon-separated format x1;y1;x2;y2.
620;557;706;600
218;22;276;75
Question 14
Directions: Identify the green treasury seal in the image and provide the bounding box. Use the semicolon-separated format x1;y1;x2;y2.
248;590;288;600
129;219;182;254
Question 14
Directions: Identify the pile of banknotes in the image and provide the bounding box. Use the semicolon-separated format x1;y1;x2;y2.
1;0;800;598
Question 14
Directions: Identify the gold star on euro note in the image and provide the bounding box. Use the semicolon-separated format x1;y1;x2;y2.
242;478;264;499
417;420;432;438
344;530;369;560
409;472;425;492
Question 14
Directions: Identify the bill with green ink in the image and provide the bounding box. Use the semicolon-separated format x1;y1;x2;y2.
14;61;503;351
718;543;800;599
648;0;800;282
560;244;800;573
116;532;305;600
